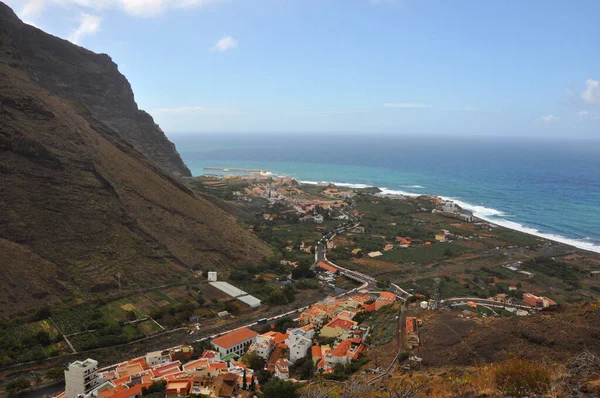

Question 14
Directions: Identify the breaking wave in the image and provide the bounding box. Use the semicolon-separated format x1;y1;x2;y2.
298;178;600;254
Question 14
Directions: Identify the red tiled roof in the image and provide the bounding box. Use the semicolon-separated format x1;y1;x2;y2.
363;302;376;312
312;345;322;359
151;361;182;377
128;357;149;370
201;350;219;359
212;328;258;349
317;261;338;273
330;340;352;357
325;317;355;330
378;292;397;301
262;331;288;344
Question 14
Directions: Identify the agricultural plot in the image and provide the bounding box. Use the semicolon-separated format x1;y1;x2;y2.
365;305;398;347
29;319;61;340
43;341;70;357
128;294;161;315
100;298;147;324
162;286;194;304
0;323;49;364
52;304;103;334
137;320;163;336
147;289;177;307
68;331;99;351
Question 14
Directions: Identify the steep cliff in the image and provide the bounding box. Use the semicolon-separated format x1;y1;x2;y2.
0;3;271;318
0;2;190;176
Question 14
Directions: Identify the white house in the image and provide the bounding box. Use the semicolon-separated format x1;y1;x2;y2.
211;327;258;358
208;272;218;282
285;327;315;364
64;358;100;398
248;334;275;359
145;350;171;367
274;359;289;380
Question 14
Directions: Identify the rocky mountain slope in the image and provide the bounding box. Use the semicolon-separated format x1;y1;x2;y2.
0;2;271;318
0;3;190;176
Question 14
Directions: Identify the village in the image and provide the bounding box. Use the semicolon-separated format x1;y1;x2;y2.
54;288;405;398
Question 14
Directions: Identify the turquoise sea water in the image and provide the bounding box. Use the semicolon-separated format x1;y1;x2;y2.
169;133;600;253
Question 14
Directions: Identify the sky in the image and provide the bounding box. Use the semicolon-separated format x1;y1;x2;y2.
4;0;600;136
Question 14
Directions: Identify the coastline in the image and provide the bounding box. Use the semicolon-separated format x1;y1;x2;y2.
296;179;600;255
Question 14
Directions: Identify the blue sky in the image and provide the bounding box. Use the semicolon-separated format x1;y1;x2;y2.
6;0;600;136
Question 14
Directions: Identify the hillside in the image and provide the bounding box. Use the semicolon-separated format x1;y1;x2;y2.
418;303;600;367
0;3;271;318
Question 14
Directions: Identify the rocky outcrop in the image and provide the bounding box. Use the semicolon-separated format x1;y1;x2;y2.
0;2;191;176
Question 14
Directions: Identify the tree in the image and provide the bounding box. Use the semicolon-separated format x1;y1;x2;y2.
262;379;300;398
196;291;205;305
267;289;288;305
242;368;247;390
291;357;314;379
141;381;167;396
273;317;296;333
241;352;264;372
283;285;296;303
4;378;31;398
250;375;256;392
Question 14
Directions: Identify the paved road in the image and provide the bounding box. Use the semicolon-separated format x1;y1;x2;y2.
312;216;412;300
442;297;534;311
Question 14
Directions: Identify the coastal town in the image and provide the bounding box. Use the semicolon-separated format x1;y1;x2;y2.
2;171;600;398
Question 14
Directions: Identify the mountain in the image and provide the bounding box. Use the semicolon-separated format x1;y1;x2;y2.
0;3;271;318
0;3;190;177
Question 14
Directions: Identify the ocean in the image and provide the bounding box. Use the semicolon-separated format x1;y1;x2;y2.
169;133;600;254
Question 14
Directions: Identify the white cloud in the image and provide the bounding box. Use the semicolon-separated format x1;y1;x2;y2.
18;0;46;25
538;114;559;123
211;35;237;52
581;78;599;107
67;12;101;44
152;106;241;115
384;103;433;108
15;0;227;21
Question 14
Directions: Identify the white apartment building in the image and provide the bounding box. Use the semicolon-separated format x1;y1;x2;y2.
285;327;315;364
64;358;100;398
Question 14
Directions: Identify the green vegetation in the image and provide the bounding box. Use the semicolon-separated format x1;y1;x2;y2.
360;305;398;346
290;357;314;380
0;320;63;365
262;379;300;398
382;243;472;264
524;257;585;288
323;357;370;381
52;304;104;334
141;380;167;396
4;377;30;398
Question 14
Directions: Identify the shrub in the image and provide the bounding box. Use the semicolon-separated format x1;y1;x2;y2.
493;357;551;397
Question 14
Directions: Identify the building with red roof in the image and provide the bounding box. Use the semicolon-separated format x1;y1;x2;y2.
211;327;258;357
317;261;338;274
165;378;192;398
319;338;364;372
320;317;357;338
